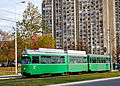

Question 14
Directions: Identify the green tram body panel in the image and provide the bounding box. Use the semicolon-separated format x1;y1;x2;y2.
21;49;112;76
69;63;88;72
88;55;111;71
21;54;68;75
21;64;67;75
68;55;88;72
89;63;110;71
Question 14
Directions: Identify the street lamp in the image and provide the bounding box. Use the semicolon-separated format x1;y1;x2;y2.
15;1;25;74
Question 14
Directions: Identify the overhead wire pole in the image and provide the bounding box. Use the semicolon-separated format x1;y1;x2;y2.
15;2;17;74
109;28;112;71
15;1;25;74
91;26;93;54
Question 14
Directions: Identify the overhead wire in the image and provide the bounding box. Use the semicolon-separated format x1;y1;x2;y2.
0;8;23;22
0;15;21;21
0;8;22;16
0;16;16;21
0;25;14;28
0;17;16;22
0;8;23;32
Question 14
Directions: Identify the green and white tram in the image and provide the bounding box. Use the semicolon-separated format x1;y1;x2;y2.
21;48;111;76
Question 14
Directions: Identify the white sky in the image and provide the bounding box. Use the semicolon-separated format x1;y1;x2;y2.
0;0;43;33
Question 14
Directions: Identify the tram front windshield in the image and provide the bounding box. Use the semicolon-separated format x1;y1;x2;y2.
21;57;31;64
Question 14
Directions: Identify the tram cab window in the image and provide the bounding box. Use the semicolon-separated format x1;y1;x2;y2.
32;56;39;63
21;57;31;64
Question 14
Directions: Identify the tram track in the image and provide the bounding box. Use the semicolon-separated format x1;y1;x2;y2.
0;75;69;84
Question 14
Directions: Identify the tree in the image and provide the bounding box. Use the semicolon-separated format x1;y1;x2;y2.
34;33;56;49
15;2;56;61
0;29;14;63
16;2;44;48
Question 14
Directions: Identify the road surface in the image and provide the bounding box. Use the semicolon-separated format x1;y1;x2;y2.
49;77;120;86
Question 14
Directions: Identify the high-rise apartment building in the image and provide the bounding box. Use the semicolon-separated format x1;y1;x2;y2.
42;0;52;32
42;0;118;57
42;0;77;50
115;0;120;52
78;0;117;56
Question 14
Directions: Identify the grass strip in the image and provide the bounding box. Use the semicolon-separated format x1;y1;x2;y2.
0;71;120;86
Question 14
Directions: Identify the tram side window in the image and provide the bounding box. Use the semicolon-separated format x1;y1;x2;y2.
46;56;51;63
69;57;74;63
41;56;47;64
61;56;65;63
32;56;39;63
103;58;106;63
97;58;110;63
98;58;103;63
69;57;87;63
97;58;99;63
97;58;105;63
69;57;78;63
83;57;87;63
100;58;106;63
41;56;65;64
92;58;96;63
99;58;102;63
51;56;56;63
106;58;110;63
51;56;65;64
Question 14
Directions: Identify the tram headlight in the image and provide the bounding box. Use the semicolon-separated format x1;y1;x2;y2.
24;68;26;70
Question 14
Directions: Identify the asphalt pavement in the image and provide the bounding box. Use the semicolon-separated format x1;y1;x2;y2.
66;78;120;86
49;77;120;86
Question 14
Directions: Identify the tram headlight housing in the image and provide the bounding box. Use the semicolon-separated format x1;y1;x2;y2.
24;68;26;70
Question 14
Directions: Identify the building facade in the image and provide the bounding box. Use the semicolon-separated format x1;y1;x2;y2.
42;0;77;50
115;0;120;53
42;0;118;57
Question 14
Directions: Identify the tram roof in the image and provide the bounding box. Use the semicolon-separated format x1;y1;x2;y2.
22;48;65;55
22;48;87;56
88;54;110;57
67;50;86;54
39;48;64;53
